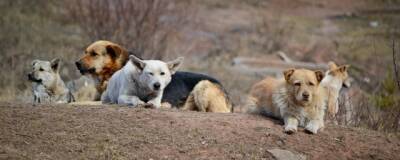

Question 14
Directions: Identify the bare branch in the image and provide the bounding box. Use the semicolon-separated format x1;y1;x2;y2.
392;38;400;91
64;0;188;59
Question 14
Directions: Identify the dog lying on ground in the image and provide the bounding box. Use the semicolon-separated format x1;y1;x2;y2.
101;55;183;108
248;68;326;134
76;40;232;112
28;59;74;103
321;62;351;120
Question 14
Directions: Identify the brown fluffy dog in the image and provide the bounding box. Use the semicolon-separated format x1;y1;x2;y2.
248;69;326;134
75;40;129;99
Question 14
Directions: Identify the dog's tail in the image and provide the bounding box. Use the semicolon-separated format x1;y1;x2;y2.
183;80;233;113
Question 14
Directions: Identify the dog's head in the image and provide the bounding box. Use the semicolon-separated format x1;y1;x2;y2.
75;40;128;76
28;58;61;88
326;61;351;88
284;68;324;105
130;55;183;92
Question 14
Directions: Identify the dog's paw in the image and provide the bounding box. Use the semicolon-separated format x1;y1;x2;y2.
284;125;297;134
146;103;157;109
305;122;320;134
160;102;172;109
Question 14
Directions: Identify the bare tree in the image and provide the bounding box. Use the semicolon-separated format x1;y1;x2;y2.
65;0;189;59
392;39;400;91
391;38;400;130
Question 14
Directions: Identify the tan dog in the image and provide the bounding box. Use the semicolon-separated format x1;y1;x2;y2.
75;40;129;99
182;80;232;112
248;69;326;134
321;62;351;119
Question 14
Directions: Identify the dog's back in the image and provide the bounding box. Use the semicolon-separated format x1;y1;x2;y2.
67;76;97;102
182;80;232;112
247;77;283;118
101;62;139;104
163;72;232;112
162;71;221;107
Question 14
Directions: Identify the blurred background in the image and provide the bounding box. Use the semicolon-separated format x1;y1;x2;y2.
0;0;399;132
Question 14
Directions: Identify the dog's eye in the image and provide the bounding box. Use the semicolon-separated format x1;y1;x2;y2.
160;72;165;76
148;72;153;76
308;82;315;86
90;52;97;56
294;82;301;86
39;68;44;71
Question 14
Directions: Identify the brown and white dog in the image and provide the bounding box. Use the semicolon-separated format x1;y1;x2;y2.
75;40;232;112
75;40;129;99
248;68;326;134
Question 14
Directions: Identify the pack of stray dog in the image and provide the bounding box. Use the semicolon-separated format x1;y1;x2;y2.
29;40;352;135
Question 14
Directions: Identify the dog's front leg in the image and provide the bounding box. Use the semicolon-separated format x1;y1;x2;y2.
305;119;324;134
305;110;325;134
283;116;299;134
118;95;145;107
147;94;162;109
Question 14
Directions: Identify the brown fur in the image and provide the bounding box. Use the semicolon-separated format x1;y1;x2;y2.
76;40;129;96
248;68;326;134
182;80;232;113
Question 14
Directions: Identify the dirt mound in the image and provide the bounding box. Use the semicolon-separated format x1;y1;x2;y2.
0;102;399;159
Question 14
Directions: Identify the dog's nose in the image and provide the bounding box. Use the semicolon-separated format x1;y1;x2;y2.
153;82;161;90
75;61;81;69
302;92;310;99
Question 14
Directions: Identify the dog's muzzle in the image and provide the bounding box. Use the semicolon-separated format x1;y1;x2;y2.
302;92;310;102
153;82;161;91
28;73;42;83
75;61;95;75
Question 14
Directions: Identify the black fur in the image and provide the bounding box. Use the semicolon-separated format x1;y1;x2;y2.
162;71;221;107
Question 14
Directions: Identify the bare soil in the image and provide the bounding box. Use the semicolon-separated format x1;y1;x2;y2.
0;102;399;160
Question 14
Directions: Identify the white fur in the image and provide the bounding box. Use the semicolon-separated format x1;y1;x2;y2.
321;73;345;115
29;59;74;104
101;56;183;108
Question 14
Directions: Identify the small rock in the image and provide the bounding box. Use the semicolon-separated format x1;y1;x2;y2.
369;21;379;28
267;149;306;160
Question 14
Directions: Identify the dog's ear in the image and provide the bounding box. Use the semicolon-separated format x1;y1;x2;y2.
337;65;350;73
31;60;39;66
50;58;61;72
315;70;324;83
129;55;146;71
328;61;338;70
167;57;184;74
106;44;123;59
283;68;295;81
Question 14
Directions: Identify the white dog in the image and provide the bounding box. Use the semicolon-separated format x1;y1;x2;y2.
28;59;74;103
101;55;183;108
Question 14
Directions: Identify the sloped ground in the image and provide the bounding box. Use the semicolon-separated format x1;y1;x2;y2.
0;102;399;160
